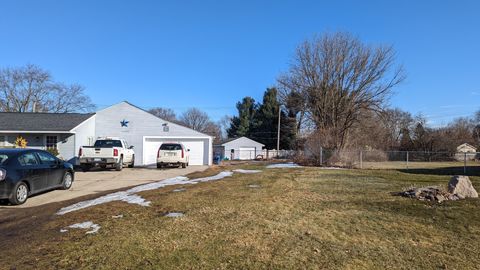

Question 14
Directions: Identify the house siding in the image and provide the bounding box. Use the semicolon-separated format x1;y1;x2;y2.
95;102;212;165
221;137;264;160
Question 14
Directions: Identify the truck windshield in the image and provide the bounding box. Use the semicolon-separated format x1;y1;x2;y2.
160;144;182;151
94;140;122;148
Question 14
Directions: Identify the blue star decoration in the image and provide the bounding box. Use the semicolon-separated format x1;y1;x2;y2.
120;119;129;127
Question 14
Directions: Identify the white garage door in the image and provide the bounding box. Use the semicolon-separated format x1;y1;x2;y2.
143;137;207;166
239;147;256;160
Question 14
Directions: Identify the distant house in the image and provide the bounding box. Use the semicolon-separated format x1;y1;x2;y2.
214;137;265;160
455;143;477;161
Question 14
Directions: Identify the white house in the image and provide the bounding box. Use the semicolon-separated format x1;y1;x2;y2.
455;143;478;161
215;137;265;160
0;101;213;166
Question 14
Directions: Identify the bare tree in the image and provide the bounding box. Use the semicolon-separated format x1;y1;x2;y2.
148;107;177;122
278;32;405;149
179;108;210;131
0;64;95;113
179;108;222;142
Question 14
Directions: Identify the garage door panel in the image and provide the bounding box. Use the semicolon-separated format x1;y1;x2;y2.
239;147;255;160
144;138;207;166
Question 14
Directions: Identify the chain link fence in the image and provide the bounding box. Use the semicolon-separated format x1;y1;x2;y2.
296;148;480;175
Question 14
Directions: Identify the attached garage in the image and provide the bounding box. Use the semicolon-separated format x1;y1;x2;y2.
143;137;211;166
95;101;213;166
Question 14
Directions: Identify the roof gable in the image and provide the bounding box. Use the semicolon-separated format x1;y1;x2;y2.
221;136;265;147
0;112;95;132
96;101;212;137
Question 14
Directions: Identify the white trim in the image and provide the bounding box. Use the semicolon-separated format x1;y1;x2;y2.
221;136;265;147
144;136;212;139
0;130;75;134
142;136;212;166
69;114;96;132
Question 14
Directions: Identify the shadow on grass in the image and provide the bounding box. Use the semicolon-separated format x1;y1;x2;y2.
397;166;480;176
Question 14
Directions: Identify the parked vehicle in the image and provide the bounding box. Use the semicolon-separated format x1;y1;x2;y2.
0;149;75;205
157;143;189;168
79;137;135;171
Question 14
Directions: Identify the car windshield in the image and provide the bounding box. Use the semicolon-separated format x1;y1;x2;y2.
160;144;182;151
0;154;10;165
94;140;122;148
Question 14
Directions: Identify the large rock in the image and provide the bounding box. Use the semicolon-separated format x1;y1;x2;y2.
448;176;479;199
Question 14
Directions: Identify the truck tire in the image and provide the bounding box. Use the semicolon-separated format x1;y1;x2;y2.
182;163;187;168
128;155;135;168
116;157;123;171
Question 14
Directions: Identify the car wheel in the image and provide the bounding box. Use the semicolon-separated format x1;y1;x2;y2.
9;182;29;205
182;163;187;168
115;157;123;171
157;163;162;169
128;155;135;168
61;172;74;190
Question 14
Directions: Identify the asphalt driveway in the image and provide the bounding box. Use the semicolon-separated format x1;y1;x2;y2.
2;165;208;208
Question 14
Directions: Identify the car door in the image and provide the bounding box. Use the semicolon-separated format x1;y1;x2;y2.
36;151;64;187
17;152;48;192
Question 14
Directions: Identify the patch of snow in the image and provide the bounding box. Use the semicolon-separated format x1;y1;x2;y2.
112;214;124;219
60;229;68;233
67;221;101;234
57;171;234;215
247;184;261;188
233;169;262;174
320;166;343;170
172;188;186;192
266;162;302;169
165;212;184;218
194;171;233;182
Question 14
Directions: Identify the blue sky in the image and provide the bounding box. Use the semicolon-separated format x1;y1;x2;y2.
1;1;479;125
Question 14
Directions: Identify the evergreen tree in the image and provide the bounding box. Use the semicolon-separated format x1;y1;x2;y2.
252;88;297;149
227;97;257;138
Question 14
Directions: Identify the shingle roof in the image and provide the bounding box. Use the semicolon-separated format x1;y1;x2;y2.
0;112;95;132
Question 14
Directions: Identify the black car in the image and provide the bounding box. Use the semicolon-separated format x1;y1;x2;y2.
0;149;74;205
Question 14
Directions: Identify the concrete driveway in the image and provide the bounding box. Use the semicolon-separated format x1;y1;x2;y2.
3;165;208;208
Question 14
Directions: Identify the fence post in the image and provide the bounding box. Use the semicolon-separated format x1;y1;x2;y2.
406;151;409;170
464;152;467;175
360;150;363;169
320;147;323;166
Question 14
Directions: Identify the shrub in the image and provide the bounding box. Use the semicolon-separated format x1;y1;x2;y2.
46;148;59;157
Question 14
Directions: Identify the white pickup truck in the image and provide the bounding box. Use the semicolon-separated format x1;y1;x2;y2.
79;137;135;171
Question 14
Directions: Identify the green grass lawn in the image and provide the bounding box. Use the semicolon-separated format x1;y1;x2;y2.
1;164;479;269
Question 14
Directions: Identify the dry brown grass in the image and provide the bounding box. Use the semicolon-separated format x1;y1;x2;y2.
1;163;479;269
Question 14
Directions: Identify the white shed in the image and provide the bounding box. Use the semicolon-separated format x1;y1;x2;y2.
219;137;265;160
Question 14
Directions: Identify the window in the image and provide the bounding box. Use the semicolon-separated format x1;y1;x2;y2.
160;144;182;151
18;153;39;166
46;136;58;150
36;151;57;164
94;140;122;148
0;154;10;165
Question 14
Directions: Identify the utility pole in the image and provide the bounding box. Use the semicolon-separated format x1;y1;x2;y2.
276;105;281;157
